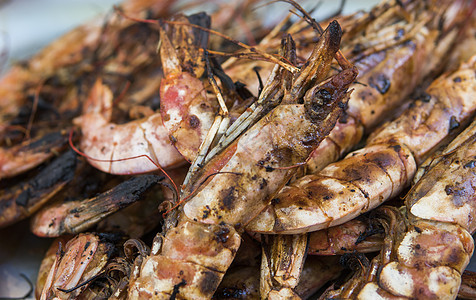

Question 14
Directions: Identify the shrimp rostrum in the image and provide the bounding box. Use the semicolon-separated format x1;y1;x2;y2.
127;19;358;299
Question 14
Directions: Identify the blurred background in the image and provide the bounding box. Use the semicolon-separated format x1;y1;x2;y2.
0;0;382;67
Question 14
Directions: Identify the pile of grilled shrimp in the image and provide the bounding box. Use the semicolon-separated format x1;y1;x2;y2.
1;0;476;298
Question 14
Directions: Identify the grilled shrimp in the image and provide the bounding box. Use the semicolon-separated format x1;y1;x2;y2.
74;12;225;175
0;150;77;228
248;53;476;234
127;20;357;299
214;255;342;300
224;0;472;175
0;0;175;181
38;233;125;300
324;118;476;299
0;130;70;179
30;175;161;237
0;0;173;131
74;78;183;174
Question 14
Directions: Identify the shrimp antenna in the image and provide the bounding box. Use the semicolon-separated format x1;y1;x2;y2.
24;80;45;141
113;6;298;73
273;0;352;70
57;272;106;293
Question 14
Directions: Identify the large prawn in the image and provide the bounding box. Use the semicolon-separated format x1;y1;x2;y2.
223;0;473;175
126;18;357;299
251;50;476;298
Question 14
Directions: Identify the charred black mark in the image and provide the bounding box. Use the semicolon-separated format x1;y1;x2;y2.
449;116;459;131
84;241;91;252
368;74;390;94
265;166;274;172
414;226;422;233
444;184;467;207
170;279;187;300
16;150;78;207
221;187;237;211
259;179;268;190
198;271;221;296
15;189;30;207
202;208;210;219
327;20;343;53
21;131;64;152
89;174;161;214
188;115;200;129
420;92;432;103
453;76;462;83
390;144;402;153
214;226;230;243
352;43;364;54
32;150;77;190
271;198;280;205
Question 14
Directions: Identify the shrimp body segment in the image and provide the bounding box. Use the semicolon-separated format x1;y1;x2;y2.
74;79;184;175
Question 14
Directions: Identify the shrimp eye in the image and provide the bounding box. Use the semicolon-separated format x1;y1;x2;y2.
304;88;333;122
313;89;332;106
318;89;331;101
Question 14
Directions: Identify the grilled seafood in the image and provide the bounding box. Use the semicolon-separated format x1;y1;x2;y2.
248;53;476;234
0;0;474;298
127;19;357;299
224;0;472;175
0;150;77;228
0;0;175;180
0;130;69;179
30;175;162;237
38;232;129;300
324;118;476;299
